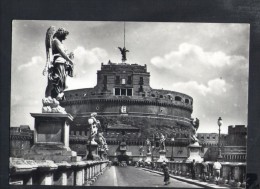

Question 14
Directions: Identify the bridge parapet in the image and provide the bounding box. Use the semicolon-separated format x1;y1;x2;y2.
9;157;109;186
148;161;246;188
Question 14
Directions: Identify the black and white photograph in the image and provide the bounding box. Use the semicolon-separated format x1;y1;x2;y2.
9;20;249;187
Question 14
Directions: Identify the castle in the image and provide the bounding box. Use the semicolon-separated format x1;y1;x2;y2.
61;60;194;161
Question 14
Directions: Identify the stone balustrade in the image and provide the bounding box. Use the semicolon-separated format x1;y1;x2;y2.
148;161;246;188
9;157;108;186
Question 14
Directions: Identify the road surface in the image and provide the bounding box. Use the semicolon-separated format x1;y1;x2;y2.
93;166;202;187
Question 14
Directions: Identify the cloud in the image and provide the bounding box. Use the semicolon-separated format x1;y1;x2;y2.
172;78;227;96
17;56;44;71
74;46;108;66
151;43;235;69
66;46;109;89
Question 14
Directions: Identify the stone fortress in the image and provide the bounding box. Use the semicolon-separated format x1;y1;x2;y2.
60;60;196;161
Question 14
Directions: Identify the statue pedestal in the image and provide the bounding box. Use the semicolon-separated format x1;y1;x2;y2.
84;141;99;160
98;148;105;160
144;153;152;163
24;113;77;162
186;142;203;163
157;150;169;162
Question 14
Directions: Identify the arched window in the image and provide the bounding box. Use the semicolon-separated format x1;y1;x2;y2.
160;95;163;98
151;94;155;97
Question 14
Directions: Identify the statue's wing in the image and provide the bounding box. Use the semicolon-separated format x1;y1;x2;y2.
45;26;56;62
126;50;129;52
118;47;122;52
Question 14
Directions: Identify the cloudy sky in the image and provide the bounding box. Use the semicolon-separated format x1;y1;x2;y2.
11;20;249;133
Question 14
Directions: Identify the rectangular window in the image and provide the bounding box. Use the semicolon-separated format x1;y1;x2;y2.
103;75;107;84
116;76;120;84
140;77;144;85
122;79;126;84
121;88;126;96
139;85;143;92
115;88;120;95
127;89;132;96
127;76;132;84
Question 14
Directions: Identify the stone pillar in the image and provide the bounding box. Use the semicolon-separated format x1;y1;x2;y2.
35;160;58;185
38;172;54;185
84;165;90;185
157;150;168;162
24;113;76;162
67;170;74;186
71;161;86;186
222;163;231;180
186;142;203;163
182;163;187;176
24;174;33;185
54;162;71;185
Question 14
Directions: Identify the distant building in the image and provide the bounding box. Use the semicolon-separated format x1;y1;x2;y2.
10;125;33;157
198;125;247;162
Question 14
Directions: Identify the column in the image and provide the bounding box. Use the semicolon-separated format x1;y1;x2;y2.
24;174;33;185
67;170;74;186
75;168;84;186
39;172;54;185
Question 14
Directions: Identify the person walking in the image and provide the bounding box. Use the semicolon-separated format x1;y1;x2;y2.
213;159;222;185
162;162;170;185
201;160;209;181
191;159;196;179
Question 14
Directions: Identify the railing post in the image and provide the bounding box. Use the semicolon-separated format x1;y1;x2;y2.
54;162;71;185
35;160;58;185
71;161;86;186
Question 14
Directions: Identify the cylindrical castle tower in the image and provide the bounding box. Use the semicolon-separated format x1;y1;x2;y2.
62;61;194;143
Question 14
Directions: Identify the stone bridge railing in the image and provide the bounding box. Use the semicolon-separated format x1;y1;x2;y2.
148;161;246;188
9;157;109;186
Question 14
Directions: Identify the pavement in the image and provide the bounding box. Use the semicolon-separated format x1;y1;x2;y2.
141;167;229;189
93;165;205;187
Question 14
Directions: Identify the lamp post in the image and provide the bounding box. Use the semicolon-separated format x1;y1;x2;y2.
217;117;223;160
171;138;175;161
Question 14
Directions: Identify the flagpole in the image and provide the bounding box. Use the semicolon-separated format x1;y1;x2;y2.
124;22;125;48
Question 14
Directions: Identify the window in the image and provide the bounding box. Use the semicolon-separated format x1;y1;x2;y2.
175;96;182;101
127;89;132;96
151;94;156;97
160;95;163;98
127;76;132;84
115;88;120;95
115;88;133;96
140;77;144;85
139;85;143;92
103;75;107;84
122;79;126;84
115;76;120;84
121;88;126;96
185;99;189;104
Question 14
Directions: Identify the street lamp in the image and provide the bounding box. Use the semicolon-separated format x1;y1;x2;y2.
217;117;223;160
170;137;175;161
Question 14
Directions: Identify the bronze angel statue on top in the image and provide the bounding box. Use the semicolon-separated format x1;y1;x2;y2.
42;26;75;113
118;47;129;62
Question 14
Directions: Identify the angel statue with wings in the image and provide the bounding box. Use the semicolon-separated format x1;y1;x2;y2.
190;117;200;144
118;47;129;62
43;26;74;101
160;133;166;151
